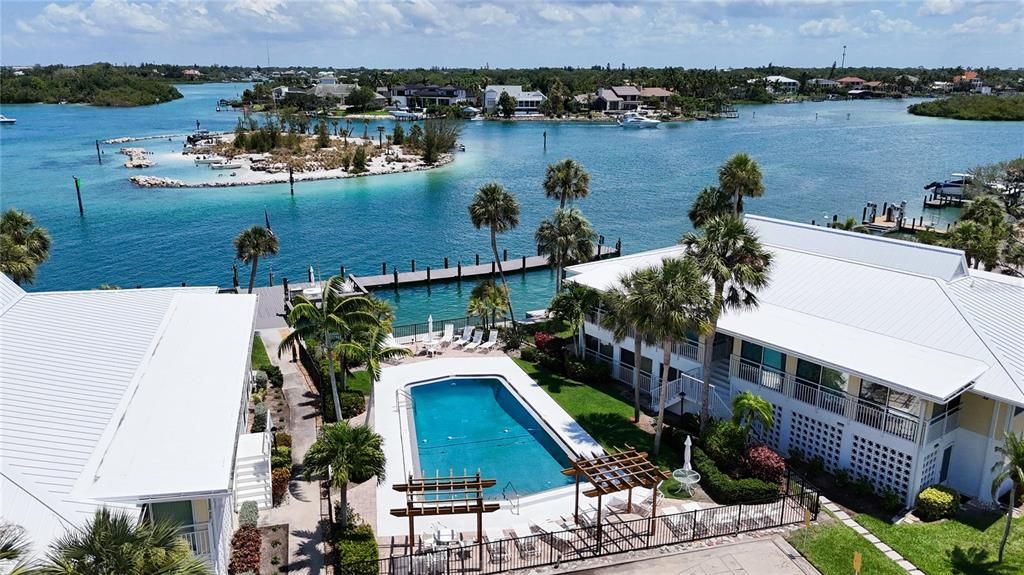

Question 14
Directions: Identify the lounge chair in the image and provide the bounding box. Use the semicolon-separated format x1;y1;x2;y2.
530;519;583;554
510;528;540;558
660;509;693;538
438;324;455;347
384;334;414;361
484;528;509;563
463;330;485;351
477;330;498;352
452;326;474;348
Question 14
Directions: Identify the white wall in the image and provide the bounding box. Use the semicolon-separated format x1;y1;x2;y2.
209;494;234;575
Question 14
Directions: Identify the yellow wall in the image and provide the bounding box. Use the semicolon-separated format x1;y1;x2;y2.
1013;408;1024;435
732;337;743;356
959;393;997;435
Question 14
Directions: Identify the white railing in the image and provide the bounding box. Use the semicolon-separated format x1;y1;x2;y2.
262;409;272;454
617;364;634;385
672;340;703;363
791;375;852;417
733;356;785;394
180;523;212;558
925;407;961;443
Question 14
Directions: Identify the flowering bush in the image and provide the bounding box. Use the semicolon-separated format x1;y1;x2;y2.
272;467;291;506
228;525;261;574
916;485;958;521
745;444;786;484
533;332;561;355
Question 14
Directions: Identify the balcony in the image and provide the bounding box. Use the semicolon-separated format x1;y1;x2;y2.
584;309;703;365
179;523;212;560
925;406;961;443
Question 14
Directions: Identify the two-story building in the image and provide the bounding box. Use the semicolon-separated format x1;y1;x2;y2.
566;216;1024;509
0;276;267;573
389;84;468;109
483;85;547;114
836;76;866;90
594;86;643;111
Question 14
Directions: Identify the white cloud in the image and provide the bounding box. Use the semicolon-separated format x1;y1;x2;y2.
538;5;575;23
746;23;776;38
464;4;517;26
918;0;962;16
869;9;918;34
953;14;1024;34
16;20;35;33
798;16;855;37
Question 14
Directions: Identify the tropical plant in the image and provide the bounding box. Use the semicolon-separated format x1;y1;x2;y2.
834;216;871;233
948;220;1005;270
302;422;386;531
338;323;411;425
548;283;599;356
39;508;209;575
233;225;279;294
991;430;1024;562
466;279;509;329
536;207;597;292
731;390;774;432
421;119;461;164
1;523;37;575
681;216;773;425
468;182;520;322
718;153;765;216
497;91;516;118
687;186;733;228
960;195;1005;227
600;273;656;424
0;208;51;286
278;276;378;422
543;158;591;209
623;256;713;457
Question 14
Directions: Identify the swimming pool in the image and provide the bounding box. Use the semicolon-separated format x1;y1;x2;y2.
409;377;574;498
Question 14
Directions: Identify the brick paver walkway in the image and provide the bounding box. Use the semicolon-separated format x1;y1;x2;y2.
819;496;924;575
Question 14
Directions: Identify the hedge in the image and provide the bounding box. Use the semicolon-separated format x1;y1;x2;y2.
915;485;958;521
238;501;259;528
692;445;780;504
272;468;290;506
228;525;261;574
337;523;379;575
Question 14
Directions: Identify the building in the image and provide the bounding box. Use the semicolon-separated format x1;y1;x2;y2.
836;76;866;89
566;216;1024;509
594;86;643;111
182;69;202;79
389;84;468;109
312;76;358;101
0;275;264;573
482;85;547;114
953;70;983;90
272;86;308;101
639;87;675;107
760;76;800;94
809;78;839;88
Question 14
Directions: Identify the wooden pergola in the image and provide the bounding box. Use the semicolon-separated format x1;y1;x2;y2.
390;472;500;546
562;447;671;539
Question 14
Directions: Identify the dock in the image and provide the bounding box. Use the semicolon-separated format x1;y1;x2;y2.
923;193;969;209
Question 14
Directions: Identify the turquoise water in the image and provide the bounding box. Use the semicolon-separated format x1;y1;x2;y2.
410;377;573;498
2;83;1022;322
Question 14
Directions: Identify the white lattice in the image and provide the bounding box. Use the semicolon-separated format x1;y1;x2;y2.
850;434;914;498
752;402;784;451
788;412;843;471
918;447;940;492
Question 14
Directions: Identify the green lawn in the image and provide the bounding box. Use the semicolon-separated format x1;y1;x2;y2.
787;520;905;575
251;335;273;371
855;510;1023;575
344;371;372;395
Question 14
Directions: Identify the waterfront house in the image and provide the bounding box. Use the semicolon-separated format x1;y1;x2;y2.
312;76;358;100
639;87;675;107
389;84;468;109
272;85;308;101
594;86;643;111
953;70;984;91
483;85;547;114
566;216;1024;509
809;78;839;88
0;275;265;573
756;76;800;94
836;76;866;89
182;68;203;79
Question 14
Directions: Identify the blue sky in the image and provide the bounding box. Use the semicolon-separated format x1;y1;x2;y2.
1;1;1021;68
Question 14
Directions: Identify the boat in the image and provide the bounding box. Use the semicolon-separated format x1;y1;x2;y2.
0;115;16;125
388;109;424;120
924;173;973;197
619;112;660;128
209;161;243;170
194;155;226;165
216;106;221;112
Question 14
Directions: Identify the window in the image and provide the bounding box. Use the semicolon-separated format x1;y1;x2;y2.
585;335;599;352
796;359;821;383
640;356;654;374
932;395;962;418
939;446;953;483
859;380;920;414
598;341;614;359
740;341;763;364
620;348;635;367
742;341;786;371
859;380;889;406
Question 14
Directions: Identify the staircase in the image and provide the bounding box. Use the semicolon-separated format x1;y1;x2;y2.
234;433;273;510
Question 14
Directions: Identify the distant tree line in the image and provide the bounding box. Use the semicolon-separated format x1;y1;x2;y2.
0;63;182;106
908;95;1024;121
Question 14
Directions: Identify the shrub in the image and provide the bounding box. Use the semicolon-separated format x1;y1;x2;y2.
499;325;523;351
679;412;701;436
916;485;959;521
271;446;292;470
275;432;292;448
566;360;588;380
536;351;562;372
745;445;786;484
534;332;561;355
251;404;268;433
833;468;851;488
252;370;269;391
272;467;291;506
788;448;804;469
337;523;379;575
853;476;875;497
238;501;259;528
340;390;366;419
807;456;825;477
266;365;284;388
519;346;537;363
692;446;779;504
701;419;747;470
881;489;904;514
228;525;261;574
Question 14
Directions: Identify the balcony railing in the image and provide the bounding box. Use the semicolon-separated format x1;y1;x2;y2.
180;523;212;558
792;375;850;417
735;358;785;393
925;407;961;443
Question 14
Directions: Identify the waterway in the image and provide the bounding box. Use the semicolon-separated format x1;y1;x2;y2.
1;83;1021;322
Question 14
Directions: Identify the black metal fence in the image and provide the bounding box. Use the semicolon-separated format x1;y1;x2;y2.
390;316;484;342
342;472;819;575
297;339;323;391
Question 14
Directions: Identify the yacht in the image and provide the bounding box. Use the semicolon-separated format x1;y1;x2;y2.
619;112;660;128
924;173;973;197
0;115;16;125
210;160;243;170
388;109;424;120
194;155;226;165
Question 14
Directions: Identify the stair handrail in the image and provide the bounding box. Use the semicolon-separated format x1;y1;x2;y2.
502;481;520;515
396;388;415;413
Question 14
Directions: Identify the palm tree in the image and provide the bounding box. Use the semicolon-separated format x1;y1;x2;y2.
948;220;1006;270
467;279;508;329
687;186;732;229
627;257;713;457
0;208;51;285
600;272;658;424
834;217;871;233
991;430;1023;563
40;508;210;575
278;277;378;422
468;182;520;322
961;195;1005;227
731;390;774;432
233;225;279;294
338;323;411;426
543;158;591;209
1;523;37;575
548;282;599;356
303;422;386;531
718;153;765;216
681;216;773;425
536;207;597;292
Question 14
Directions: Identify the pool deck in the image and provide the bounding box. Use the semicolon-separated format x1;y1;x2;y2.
373;356;605;537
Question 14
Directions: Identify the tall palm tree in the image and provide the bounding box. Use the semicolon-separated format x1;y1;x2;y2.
718;153;764;216
991;430;1023;563
233;225;279;294
687;186;732;229
1;523;37;575
536;207;597;292
681;216;773;425
948;220;1004;270
629;256;713;457
337;323;411;425
278;277;378;422
601;272;658;424
0;208;51;285
731;390;774;432
543;158;591;209
468;182;520;322
548;282;599;357
467;279;508;329
961;195;1005;227
303;422;386;531
40;508;209;575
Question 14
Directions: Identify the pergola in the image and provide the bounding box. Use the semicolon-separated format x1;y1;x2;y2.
562;447;671;540
390;472;500;546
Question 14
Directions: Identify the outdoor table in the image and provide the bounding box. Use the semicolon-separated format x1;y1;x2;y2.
672;468;701;496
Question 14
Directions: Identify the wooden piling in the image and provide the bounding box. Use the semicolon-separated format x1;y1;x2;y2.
426;267;431;283
475;254;480;265
95;140;102;164
444;257;449;269
411;259;416;272
457;262;462;280
382;262;387;274
73;176;84;216
503;249;507;261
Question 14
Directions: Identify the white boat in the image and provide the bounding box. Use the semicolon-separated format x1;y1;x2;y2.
388;110;424;120
619;112;660;128
194;155;226;165
924;173;973;197
0;115;16;125
210;161;243;170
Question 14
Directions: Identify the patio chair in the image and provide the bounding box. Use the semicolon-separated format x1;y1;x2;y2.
477;330;499;352
463;330;485;351
452;326;474;348
530;518;583;554
438;324;455;347
384;334;414;362
510;528;540;558
484;528;509;563
660;509;694;538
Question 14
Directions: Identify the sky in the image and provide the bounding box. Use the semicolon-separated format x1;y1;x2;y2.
1;0;1022;69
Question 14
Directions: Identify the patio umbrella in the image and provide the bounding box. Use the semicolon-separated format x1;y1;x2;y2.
683;435;693;471
308;265;315;284
427;315;433;337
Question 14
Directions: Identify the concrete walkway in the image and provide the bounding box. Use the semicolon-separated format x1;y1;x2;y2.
819;496;924;575
258;328;327;575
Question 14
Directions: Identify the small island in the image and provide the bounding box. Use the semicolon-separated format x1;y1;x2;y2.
0;63;182;106
907;95;1024;121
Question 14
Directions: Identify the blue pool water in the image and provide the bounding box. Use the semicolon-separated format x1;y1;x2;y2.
410;377;573;498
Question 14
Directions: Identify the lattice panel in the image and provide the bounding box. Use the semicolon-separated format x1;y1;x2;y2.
751;402;784;451
850;434;914;498
918;447;939;492
788;412;842;471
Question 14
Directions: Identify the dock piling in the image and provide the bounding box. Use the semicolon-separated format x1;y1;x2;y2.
411;259;416;272
475;254;480;265
503;249;507;261
282;278;289;302
95;140;102;164
491;261;496;275
382;262;387;275
457;262;462;280
340;266;345;278
426;267;431;283
393;268;399;287
444;257;449;269
289;165;294;196
73;176;84;216
521;255;526;271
